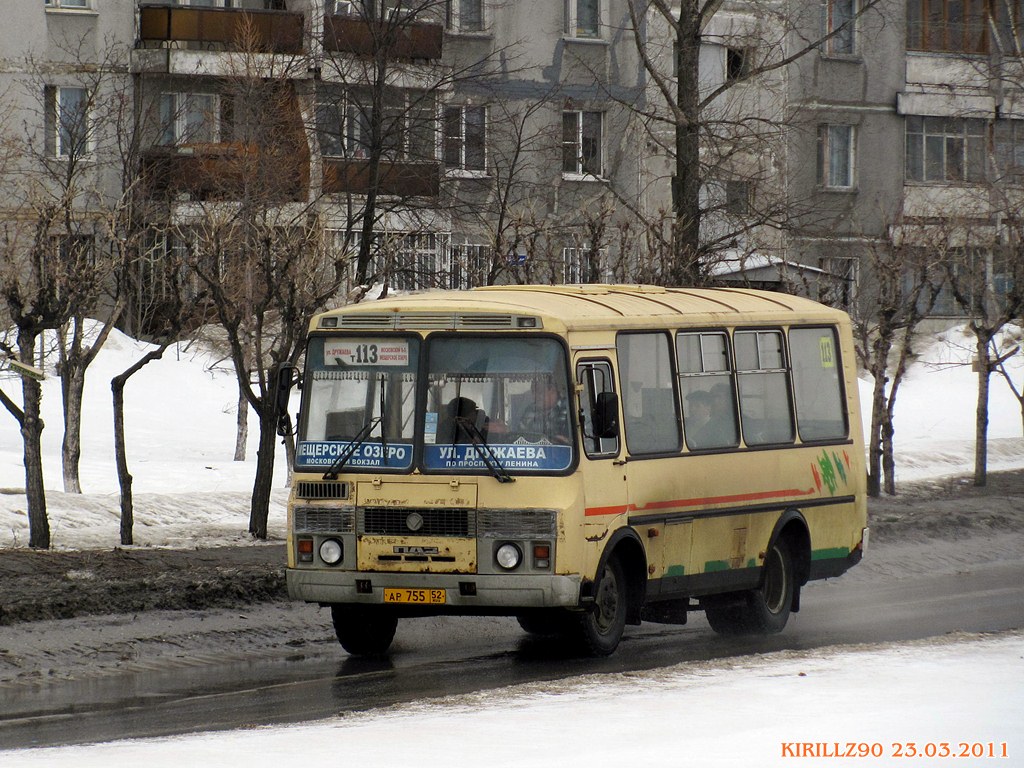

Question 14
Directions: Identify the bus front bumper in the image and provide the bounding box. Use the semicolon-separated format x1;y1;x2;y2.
287;569;582;611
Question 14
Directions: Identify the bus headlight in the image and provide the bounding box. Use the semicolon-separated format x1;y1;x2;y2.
319;538;344;565
495;543;522;570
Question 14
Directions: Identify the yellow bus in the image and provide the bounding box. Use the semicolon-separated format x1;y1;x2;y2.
281;285;867;656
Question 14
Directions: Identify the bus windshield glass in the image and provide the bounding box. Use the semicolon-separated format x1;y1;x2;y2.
423;336;573;473
297;336;419;471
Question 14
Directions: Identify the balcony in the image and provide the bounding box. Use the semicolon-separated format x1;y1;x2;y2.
324;15;443;60
141;143;308;203
322;158;439;197
138;4;304;53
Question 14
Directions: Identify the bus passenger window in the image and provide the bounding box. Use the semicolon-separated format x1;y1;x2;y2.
789;327;848;441
677;332;739;450
734;330;795;446
617;333;681;455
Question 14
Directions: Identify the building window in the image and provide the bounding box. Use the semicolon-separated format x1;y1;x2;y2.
45;0;90;9
906;0;991;53
726;47;753;81
993;120;1024;181
444;105;486;172
821;0;857;55
48;86;91;158
562;110;603;177
725;180;751;214
159;93;220;146
450;242;490;288
565;0;601;39
816;124;855;189
905;116;986;183
317;91;436;162
325;0;352;14
447;0;484;32
563;245;607;283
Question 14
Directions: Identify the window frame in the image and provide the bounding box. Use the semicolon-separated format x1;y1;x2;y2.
565;0;603;40
159;92;222;147
676;330;741;451
789;326;849;443
447;0;485;33
616;331;682;457
576;358;620;459
820;0;858;56
45;0;92;10
443;104;487;175
734;329;796;447
562;109;604;179
905;116;987;184
816;123;856;190
52;85;92;159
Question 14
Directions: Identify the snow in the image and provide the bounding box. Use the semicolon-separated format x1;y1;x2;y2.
1;321;1022;763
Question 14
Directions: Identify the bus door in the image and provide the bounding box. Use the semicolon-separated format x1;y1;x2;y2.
615;332;694;593
574;358;627;559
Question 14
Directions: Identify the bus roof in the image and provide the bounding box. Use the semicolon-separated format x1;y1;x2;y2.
312;285;848;333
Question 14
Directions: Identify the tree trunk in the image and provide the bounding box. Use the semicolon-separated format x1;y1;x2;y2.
60;367;85;494
112;373;134;546
866;369;888;497
249;402;278;539
111;347;168;546
974;335;991;487
234;388;248;461
672;2;703;286
18;331;49;549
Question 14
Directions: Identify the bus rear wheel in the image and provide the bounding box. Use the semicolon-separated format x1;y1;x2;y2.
704;539;794;636
572;556;628;656
330;605;398;656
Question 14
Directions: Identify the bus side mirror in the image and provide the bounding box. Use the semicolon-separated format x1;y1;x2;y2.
274;363;298;437
593;392;619;439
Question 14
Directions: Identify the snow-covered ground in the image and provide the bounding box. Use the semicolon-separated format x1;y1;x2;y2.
1;322;1022;764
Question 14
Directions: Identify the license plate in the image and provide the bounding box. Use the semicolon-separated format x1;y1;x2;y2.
383;588;446;605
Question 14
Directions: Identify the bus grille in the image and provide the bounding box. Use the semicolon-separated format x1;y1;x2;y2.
360;508;476;537
295;481;350;500
478;509;557;538
294;506;355;533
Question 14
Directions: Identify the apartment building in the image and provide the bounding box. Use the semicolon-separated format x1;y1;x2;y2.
0;0;646;329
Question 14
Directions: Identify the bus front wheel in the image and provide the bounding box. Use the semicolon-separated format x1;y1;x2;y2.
330;605;398;656
573;556;628;656
704;539;795;636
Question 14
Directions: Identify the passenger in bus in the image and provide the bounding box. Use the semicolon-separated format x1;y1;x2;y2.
684;389;713;448
515;378;570;443
687;385;736;448
437;396;487;443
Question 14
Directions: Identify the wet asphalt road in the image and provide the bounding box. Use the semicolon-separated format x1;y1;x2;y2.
2;557;1022;750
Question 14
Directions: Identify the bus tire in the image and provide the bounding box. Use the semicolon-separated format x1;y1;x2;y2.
573;555;628;656
705;538;794;635
330;605;398;656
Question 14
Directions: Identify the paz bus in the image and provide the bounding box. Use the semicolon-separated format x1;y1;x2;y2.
280;285;867;656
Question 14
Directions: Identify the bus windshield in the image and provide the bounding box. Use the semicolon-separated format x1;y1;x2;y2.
423;336;573;473
296;334;574;475
297;336;420;471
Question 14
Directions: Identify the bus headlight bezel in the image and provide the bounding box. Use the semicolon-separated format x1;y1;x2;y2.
495;542;522;570
319;538;344;566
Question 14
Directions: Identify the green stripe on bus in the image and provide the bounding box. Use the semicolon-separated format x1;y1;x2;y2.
811;547;850;561
703;560;730;573
666;564;685;577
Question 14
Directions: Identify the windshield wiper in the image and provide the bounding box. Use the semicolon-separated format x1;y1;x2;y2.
322;374;388;481
322;415;381;480
455;416;515;484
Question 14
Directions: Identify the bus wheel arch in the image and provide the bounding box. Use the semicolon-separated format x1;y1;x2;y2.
770;509;811;611
573;528;646;655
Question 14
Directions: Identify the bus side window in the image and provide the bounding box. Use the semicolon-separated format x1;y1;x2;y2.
576;360;620;458
616;332;681;455
734;330;795;446
789;326;848;441
676;331;740;450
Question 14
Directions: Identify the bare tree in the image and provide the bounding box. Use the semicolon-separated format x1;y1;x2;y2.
943;217;1024;486
619;0;885;285
850;216;941;496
